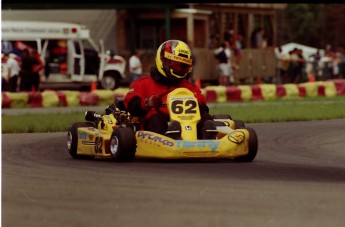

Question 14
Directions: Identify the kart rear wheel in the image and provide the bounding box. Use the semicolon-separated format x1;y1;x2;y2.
234;120;245;129
213;114;244;129
67;122;95;159
109;128;136;162
235;127;258;162
213;114;233;120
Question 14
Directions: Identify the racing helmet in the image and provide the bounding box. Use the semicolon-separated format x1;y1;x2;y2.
155;40;193;83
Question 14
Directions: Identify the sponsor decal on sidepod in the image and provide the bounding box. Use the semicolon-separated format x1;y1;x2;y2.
228;131;245;144
137;131;220;152
137;131;174;146
176;141;220;152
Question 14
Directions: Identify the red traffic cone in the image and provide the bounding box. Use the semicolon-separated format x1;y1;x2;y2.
308;73;315;82
91;81;97;91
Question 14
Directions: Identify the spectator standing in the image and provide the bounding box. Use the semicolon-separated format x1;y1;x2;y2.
3;52;20;92
320;51;334;80
224;41;235;85
309;49;321;80
251;27;264;48
208;34;219;49
31;49;44;91
261;36;269;49
129;50;142;84
275;46;284;84
19;48;37;91
1;75;7;91
233;34;243;66
336;47;345;78
2;53;9;91
287;49;299;83
224;29;235;44
294;49;306;83
334;47;345;79
214;42;232;86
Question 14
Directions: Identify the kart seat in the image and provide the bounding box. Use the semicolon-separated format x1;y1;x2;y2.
165;121;181;140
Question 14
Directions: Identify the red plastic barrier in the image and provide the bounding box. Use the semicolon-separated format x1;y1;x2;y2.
2;92;11;108
54;91;68;106
333;79;345;95
298;86;306;97
226;86;242;101
276;85;286;98
27;92;43;107
317;84;326;96
205;90;217;102
251;85;263;101
79;92;99;106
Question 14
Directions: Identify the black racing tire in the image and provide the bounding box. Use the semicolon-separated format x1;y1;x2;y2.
213;114;245;129
234;127;258;162
67;122;95;159
109;127;136;162
234;120;245;129
213;114;233;120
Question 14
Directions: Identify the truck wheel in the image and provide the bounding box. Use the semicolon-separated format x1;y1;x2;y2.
67;122;95;159
109;128;136;162
235;127;258;162
101;73;120;90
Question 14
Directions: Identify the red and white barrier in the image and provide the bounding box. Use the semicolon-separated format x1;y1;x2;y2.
203;79;345;102
2;80;345;108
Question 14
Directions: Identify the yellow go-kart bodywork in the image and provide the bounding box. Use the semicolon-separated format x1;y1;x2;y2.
67;88;258;162
135;129;252;159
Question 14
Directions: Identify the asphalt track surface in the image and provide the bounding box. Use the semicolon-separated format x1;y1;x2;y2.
2;119;345;227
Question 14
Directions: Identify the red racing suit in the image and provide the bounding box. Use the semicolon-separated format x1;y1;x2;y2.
124;67;211;128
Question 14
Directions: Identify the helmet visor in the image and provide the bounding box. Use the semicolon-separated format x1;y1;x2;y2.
163;51;192;75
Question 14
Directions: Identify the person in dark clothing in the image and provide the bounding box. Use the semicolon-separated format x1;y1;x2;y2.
31;49;44;92
19;49;38;91
124;40;217;140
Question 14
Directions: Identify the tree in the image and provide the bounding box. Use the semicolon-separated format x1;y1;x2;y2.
278;4;345;49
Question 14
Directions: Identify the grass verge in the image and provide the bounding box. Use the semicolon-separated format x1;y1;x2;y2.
2;96;345;133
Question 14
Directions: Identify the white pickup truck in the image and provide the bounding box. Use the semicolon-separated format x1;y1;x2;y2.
1;20;126;90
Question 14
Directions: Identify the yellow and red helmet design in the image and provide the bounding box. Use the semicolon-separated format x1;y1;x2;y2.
155;40;193;82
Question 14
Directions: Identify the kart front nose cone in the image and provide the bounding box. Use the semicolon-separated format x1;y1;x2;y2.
110;136;119;155
67;131;72;150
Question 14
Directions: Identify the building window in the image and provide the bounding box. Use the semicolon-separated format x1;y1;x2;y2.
194;19;206;48
140;26;157;49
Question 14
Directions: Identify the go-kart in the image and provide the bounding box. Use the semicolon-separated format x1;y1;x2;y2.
67;88;258;162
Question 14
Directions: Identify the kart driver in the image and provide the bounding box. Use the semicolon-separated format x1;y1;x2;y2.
123;39;218;140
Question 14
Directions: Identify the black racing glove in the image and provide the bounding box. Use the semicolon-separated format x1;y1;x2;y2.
105;104;117;115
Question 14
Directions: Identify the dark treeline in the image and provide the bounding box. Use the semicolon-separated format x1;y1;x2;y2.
277;4;345;49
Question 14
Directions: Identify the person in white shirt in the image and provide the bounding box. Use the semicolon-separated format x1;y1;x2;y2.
129;50;142;83
4;53;20;92
223;41;234;84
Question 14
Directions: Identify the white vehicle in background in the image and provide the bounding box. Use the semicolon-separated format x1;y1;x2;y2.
1;20;126;90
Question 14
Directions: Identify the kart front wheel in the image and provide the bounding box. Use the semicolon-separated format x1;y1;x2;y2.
67;122;95;159
235;127;258;162
109;128;136;162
